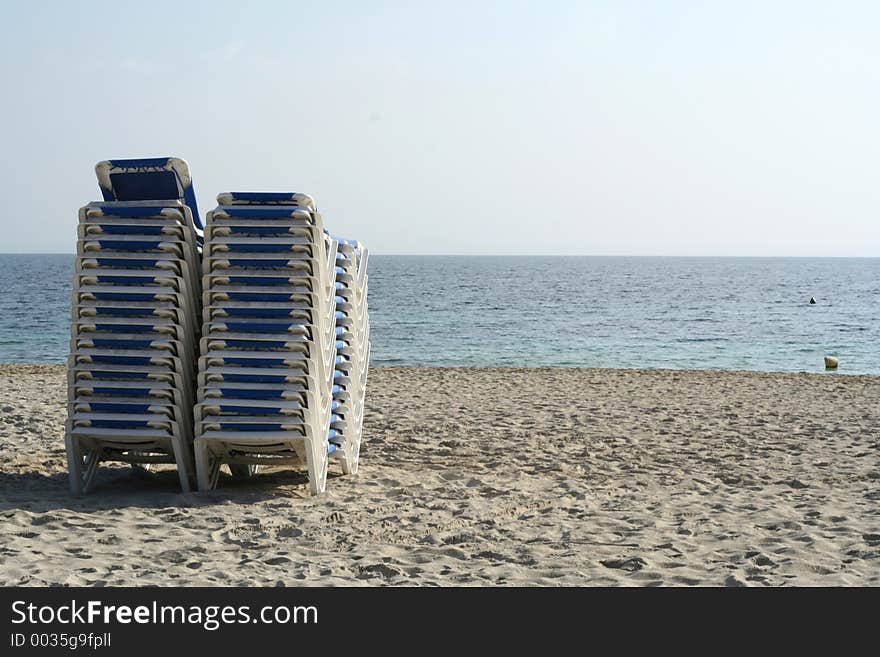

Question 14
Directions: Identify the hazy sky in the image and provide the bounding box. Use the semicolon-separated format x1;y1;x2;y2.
1;1;879;255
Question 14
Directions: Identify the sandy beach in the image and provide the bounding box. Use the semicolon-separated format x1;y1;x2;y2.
0;363;877;586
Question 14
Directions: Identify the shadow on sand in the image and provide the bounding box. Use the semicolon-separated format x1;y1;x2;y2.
0;465;345;514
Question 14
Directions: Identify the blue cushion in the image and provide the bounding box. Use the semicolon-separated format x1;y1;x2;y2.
91;419;151;429
92;371;150;379
91;339;153;349
223;192;303;203
218;388;284;399
93;387;150;396
223;339;286;349
219;422;284;431
91;355;153;366
88;402;151;413
217;373;285;384
97;239;162;251
218;405;283;415
228;258;290;268
228;292;292;302
222;357;285;367
229;276;288;285
94;323;156;332
220;206;304;218
226;226;293;235
100;157;202;229
108;171;179;202
224;308;295;318
96;224;166;235
96;258;160;268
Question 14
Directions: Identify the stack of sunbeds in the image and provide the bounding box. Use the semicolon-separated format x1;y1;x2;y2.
329;239;370;475
65;158;203;494
192;193;340;495
65;161;371;497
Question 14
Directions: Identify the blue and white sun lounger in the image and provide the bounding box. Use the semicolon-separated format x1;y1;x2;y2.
327;239;370;475
95;157;203;233
193;193;339;495
65;159;203;494
66;162;370;497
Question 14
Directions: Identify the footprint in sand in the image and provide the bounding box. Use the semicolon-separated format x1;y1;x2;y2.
276;526;303;538
358;563;402;579
601;557;647;572
264;557;291;566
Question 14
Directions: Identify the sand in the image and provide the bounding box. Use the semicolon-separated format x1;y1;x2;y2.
0;363;878;586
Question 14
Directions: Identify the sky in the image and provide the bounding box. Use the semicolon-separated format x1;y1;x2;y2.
1;0;879;256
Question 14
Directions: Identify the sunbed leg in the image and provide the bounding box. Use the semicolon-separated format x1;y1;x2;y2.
349;438;361;476
195;440;213;492
307;439;328;496
195;441;222;492
81;448;101;494
340;453;352;476
171;434;192;493
211;457;221;488
339;441;356;476
65;422;83;496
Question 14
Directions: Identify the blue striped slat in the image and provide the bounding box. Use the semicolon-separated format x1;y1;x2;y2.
88;402;152;413
91;419;152;429
220;373;287;384
222;207;302;218
91;355;153;366
219;405;283;415
222;357;285;367
95;323;156;332
93;387;151;396
226;226;292;235
224;308;294;318
96;225;166;234
229;276;289;285
224;340;286;349
225;322;295;333
92;292;160;302
91;339;153;349
97;275;158;285
96;258;160;267
93;308;158;317
228;259;289;268
92;371;150;379
219;423;284;431
97;240;162;251
218;388;284;399
228;292;291;302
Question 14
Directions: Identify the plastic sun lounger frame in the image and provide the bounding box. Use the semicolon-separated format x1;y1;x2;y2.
68;174;369;497
326;240;370;475
66;162;203;495
95;158;203;233
192;196;338;495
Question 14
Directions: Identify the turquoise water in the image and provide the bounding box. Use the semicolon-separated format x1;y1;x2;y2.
1;254;878;373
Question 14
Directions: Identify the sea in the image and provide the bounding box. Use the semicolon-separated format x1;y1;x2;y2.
1;254;878;374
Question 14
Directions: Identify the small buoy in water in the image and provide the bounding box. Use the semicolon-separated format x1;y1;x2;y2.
809;296;817;304
824;356;839;369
